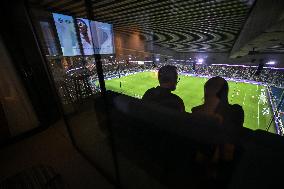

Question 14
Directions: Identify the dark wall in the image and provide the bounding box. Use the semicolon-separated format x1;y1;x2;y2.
0;1;61;125
114;30;177;59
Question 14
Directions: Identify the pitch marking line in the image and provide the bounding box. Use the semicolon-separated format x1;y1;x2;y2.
258;98;260;129
257;86;260;129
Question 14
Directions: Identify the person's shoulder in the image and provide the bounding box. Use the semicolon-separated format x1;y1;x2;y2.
170;92;182;99
229;104;244;125
191;105;203;113
142;87;157;99
230;104;244;113
144;87;156;93
169;92;184;104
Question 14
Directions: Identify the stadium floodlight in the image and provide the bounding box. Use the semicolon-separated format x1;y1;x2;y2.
197;58;204;64
266;61;276;65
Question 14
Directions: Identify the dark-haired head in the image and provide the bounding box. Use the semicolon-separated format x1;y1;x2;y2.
204;76;229;104
158;65;178;91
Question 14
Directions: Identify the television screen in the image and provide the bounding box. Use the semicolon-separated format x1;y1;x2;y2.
52;13;81;56
76;18;94;55
90;21;115;54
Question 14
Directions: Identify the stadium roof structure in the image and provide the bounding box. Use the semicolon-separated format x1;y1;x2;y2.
29;0;284;59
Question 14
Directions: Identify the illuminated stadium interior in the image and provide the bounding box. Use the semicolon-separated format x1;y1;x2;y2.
1;0;284;188
27;0;284;135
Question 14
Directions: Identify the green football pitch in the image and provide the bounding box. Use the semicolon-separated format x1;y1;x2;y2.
105;71;275;132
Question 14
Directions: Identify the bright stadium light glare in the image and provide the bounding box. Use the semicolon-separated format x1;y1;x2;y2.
197;58;204;64
266;61;276;65
156;58;160;61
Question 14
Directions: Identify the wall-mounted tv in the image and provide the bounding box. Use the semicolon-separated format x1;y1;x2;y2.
52;13;81;56
90;21;115;54
52;13;115;56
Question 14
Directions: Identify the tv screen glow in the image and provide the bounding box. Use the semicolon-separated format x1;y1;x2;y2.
76;18;94;55
52;13;115;56
90;21;115;54
52;13;81;56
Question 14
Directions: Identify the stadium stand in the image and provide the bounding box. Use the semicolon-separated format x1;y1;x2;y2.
3;1;284;189
53;58;284;116
97;60;284;88
268;87;284;134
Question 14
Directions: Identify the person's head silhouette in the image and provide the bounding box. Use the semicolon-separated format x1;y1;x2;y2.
204;76;229;104
142;65;185;112
158;65;178;91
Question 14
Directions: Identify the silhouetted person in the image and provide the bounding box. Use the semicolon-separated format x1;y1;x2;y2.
192;76;244;183
192;76;244;129
142;65;185;112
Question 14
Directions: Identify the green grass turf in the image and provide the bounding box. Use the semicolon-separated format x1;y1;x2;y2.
105;71;275;133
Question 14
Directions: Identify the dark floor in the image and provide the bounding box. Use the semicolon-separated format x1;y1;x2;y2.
0;119;115;189
0;108;166;189
65;106;166;189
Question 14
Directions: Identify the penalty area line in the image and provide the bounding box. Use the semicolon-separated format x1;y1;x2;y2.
257;85;260;129
243;92;246;106
258;98;260;129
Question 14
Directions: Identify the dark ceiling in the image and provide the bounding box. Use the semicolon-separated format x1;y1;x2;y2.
30;0;257;53
230;0;284;58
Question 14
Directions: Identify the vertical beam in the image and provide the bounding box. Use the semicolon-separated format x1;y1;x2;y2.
84;0;106;95
73;16;88;66
84;0;121;187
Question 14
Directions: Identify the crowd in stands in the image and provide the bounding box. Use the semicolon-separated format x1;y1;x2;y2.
101;61;147;79
49;56;284;105
192;64;284;88
136;62;283;88
269;87;284;135
99;60;284;88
